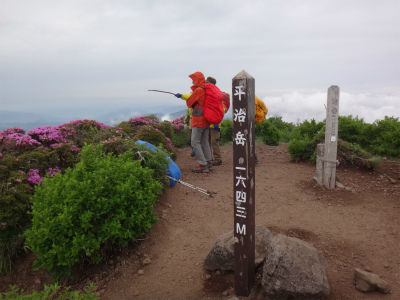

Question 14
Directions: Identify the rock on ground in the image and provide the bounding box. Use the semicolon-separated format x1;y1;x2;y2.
262;234;330;300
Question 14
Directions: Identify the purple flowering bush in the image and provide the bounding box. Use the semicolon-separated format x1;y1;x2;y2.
171;116;191;148
28;126;66;147
117;115;160;136
0;128;42;156
59;119;110;147
0;114;189;275
171;115;186;132
23;143;164;280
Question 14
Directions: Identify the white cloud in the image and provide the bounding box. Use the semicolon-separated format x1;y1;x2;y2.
161;113;173;122
0;0;399;123
265;92;400;124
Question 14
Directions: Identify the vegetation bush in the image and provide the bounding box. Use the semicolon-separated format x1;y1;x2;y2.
0;283;98;300
293;119;324;140
154;120;174;140
257;119;281;146
337;140;381;169
286;115;400;165
338;115;365;145
219;119;233;145
287;119;325;161
0;143;81;274
117;115;160;137
0;159;30;273
171;129;191;148
0;115;182;275
57;120;110;148
267;116;296;142
0;128;41;156
369;117;400;158
287;138;315;162
133;143;170;191
133;125;177;161
23;144;163;280
92;127;129;145
2;112;399;279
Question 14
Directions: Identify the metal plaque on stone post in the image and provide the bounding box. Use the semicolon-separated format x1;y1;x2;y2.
232;70;256;296
323;85;340;189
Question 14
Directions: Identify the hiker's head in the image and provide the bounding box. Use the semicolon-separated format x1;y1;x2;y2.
205;77;217;85
189;72;205;88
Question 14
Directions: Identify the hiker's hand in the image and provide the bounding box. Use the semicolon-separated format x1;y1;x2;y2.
214;124;219;130
175;93;182;98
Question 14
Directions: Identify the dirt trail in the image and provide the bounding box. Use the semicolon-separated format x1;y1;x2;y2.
1;143;399;300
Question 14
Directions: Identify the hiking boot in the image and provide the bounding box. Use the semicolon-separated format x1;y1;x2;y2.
192;164;209;173
207;161;213;171
191;150;195;157
211;159;222;166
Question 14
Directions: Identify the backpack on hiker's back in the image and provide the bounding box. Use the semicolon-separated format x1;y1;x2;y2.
222;92;230;114
201;83;225;125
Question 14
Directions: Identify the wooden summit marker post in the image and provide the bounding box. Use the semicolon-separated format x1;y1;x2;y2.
232;70;256;296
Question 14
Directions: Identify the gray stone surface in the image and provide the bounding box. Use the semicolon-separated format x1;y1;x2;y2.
203;225;273;271
261;234;330;300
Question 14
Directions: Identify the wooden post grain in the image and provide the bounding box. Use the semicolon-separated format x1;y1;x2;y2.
232;70;256;296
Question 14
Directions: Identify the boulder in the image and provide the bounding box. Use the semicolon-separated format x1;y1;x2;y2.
203;225;273;271
353;268;390;294
261;234;330;300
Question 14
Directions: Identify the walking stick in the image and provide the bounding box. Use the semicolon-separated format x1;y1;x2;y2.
166;176;214;197
148;90;177;95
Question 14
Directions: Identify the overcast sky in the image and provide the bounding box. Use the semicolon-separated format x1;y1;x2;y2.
1;0;399;123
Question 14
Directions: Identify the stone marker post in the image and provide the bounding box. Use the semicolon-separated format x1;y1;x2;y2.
316;85;340;189
232;70;256;296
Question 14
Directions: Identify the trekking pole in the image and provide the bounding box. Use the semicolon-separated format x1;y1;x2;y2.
148;90;177;95
166;176;214;198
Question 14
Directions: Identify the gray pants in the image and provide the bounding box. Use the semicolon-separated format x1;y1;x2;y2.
191;126;212;166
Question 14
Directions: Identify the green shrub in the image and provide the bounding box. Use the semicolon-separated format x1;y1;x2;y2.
338;115;365;145
220;119;233;145
134;125;177;161
337;140;381;169
100;137;136;156
133;143;170;191
287;138;315;162
171;130;191;148
287;119;325;162
154;121;174;140
115;121;135;137
370;116;400;158
266;117;296;143
118;115;160;137
59;120;108;148
92;127;129;145
23;144;163;280
0;155;34;274
0;283;98;300
258;119;281;146
292;119;325;140
17;144;80;172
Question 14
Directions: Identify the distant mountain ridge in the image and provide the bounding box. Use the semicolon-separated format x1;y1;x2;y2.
0;107;188;132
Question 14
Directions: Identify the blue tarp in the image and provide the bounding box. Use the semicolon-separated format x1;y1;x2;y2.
135;140;181;187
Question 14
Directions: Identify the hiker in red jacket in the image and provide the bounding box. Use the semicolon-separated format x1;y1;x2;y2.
175;72;212;173
205;76;224;166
